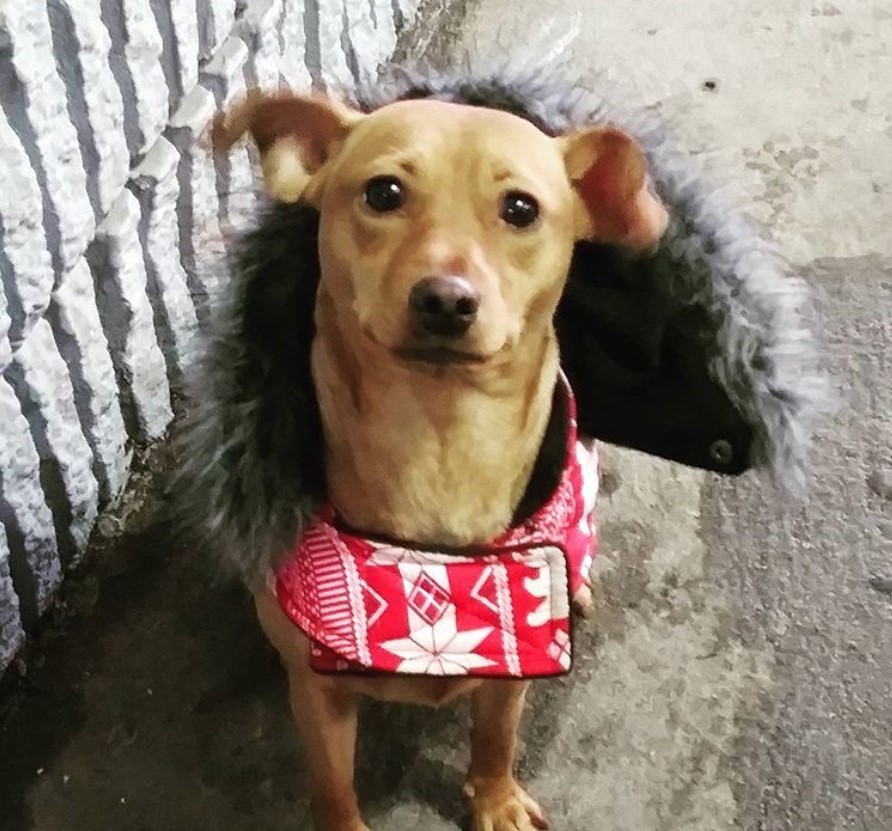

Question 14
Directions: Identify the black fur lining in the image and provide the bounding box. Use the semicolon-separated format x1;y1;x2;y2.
177;203;326;586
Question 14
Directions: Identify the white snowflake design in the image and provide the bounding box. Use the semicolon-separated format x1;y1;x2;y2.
380;614;496;675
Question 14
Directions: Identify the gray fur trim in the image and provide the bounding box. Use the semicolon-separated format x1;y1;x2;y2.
177;62;829;587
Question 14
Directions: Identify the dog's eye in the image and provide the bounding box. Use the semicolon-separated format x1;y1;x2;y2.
500;191;540;228
364;176;404;212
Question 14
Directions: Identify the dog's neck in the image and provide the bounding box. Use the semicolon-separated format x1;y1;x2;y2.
311;293;559;547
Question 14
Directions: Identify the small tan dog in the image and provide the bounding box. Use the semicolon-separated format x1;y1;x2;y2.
212;90;667;831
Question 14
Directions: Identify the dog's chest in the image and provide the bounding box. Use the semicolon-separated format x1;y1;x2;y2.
319;380;546;546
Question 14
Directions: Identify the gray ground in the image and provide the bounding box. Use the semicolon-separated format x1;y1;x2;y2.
2;1;891;830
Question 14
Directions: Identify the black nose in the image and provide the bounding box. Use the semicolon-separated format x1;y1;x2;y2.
409;276;480;338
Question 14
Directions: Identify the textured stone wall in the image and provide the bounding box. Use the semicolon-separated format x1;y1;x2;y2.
0;0;423;672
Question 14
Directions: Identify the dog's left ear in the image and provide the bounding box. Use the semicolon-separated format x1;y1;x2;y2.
560;126;668;249
212;90;362;204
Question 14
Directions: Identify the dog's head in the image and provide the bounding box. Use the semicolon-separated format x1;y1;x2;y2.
214;91;667;368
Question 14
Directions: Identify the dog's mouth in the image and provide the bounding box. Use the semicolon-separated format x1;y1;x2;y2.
391;345;487;366
360;327;494;366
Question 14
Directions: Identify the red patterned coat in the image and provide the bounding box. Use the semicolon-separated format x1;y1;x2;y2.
275;381;599;679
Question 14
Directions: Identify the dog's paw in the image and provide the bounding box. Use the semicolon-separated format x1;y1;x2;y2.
465;779;549;831
329;821;371;831
572;584;594;619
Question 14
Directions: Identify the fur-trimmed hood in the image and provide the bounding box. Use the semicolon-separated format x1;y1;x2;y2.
176;67;828;587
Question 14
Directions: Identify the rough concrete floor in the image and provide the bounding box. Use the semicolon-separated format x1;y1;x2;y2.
2;1;892;830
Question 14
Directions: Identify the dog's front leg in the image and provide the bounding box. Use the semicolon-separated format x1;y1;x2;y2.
465;680;549;831
287;666;367;831
255;592;368;831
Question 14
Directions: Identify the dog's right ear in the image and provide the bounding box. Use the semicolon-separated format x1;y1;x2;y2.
211;90;362;204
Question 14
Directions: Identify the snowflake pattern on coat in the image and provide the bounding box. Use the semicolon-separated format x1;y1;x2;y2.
275;379;599;678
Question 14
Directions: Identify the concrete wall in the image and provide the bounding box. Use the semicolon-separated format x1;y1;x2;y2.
0;0;423;672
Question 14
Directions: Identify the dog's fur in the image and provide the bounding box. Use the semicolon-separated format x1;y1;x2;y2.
198;90;666;830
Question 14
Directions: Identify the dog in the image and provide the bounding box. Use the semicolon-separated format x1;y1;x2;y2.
209;89;668;831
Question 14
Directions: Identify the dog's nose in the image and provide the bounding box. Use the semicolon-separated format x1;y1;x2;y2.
409;276;480;338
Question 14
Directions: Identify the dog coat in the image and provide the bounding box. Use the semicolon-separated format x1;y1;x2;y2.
274;378;599;679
